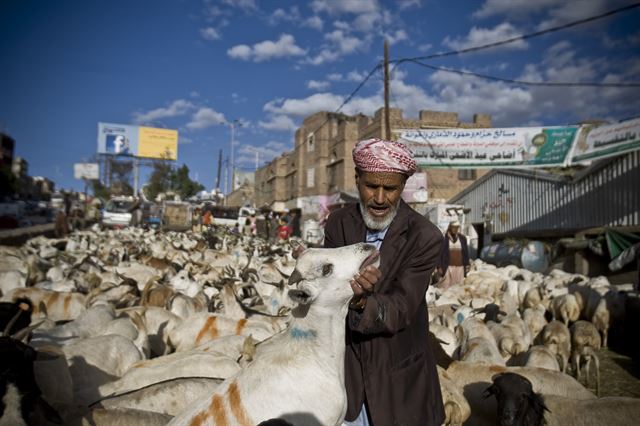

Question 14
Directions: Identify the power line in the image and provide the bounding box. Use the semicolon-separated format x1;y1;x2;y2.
404;59;640;88
391;2;640;63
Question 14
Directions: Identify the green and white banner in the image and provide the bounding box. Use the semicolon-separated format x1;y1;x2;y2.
397;117;640;168
397;126;578;168
570;117;640;163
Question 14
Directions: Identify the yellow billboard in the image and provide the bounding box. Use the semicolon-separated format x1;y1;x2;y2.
138;127;178;160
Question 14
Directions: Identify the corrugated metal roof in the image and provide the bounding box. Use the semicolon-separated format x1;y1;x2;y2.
448;151;640;236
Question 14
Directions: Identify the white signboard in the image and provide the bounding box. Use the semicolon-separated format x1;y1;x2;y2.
74;163;99;180
570;117;640;163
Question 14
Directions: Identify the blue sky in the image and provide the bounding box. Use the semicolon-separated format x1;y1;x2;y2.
1;0;639;192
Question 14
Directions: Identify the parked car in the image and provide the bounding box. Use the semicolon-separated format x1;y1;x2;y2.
102;197;138;228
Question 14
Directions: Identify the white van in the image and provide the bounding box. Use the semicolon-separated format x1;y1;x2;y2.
102;197;137;228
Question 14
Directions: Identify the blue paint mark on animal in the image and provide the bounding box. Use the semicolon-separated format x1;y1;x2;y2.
457;312;465;324
290;327;317;340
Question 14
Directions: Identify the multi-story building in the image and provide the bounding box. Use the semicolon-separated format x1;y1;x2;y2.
255;107;492;216
1;133;15;168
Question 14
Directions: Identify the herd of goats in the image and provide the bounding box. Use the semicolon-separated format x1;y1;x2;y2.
1;225;639;425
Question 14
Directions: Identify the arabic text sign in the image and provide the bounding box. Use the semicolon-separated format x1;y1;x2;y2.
571;117;640;163
398;127;577;168
138;127;178;160
97;123;178;160
74;163;99;180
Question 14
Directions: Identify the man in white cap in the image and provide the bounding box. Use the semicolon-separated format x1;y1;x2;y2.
324;138;445;426
438;219;470;289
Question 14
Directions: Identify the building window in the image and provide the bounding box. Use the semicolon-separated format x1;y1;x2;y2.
307;133;315;152
307;168;315;188
328;165;337;190
458;169;477;180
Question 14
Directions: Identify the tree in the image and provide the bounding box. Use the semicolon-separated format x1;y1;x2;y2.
0;165;17;199
144;160;173;201
109;158;133;188
172;164;204;199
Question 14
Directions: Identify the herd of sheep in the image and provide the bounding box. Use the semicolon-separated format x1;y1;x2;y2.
1;225;639;425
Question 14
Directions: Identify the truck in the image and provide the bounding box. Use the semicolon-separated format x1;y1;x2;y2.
161;201;193;232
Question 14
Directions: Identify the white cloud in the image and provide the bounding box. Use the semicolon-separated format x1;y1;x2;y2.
307;80;331;90
267;7;301;25
258;115;297;131
133;99;194;124
472;0;624;31
442;22;528;51
535;0;623;30
237;140;292;167
398;0;422;10
311;0;379;15
418;43;432;52
384;29;408;45
200;27;221;41
190;91;200;98
327;73;343;81
264;93;344;117
303;16;324;30
347;70;368;82
186;107;226;130
220;0;257;12
306;30;371;65
227;44;252;60
227;34;307;62
473;0;563;19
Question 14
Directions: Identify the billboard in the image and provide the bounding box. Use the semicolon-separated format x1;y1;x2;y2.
74;163;99;180
97;122;178;160
570;117;640;164
397;126;578;168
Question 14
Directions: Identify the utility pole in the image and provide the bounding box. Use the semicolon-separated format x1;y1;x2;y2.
215;149;222;190
246;146;260;170
228;119;242;193
384;39;391;140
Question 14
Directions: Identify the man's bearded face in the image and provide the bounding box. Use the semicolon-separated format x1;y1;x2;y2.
356;171;406;230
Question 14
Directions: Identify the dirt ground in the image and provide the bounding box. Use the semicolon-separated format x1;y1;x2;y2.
591;348;640;398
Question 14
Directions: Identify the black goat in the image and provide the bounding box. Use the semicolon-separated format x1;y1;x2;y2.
483;372;549;426
0;298;33;336
473;303;506;323
0;336;62;425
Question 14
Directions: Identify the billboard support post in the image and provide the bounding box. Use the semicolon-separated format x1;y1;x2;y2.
133;158;140;196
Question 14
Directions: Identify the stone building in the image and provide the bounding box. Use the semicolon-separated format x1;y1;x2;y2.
255;107;492;213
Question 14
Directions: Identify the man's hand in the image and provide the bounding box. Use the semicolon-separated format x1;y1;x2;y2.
350;265;381;296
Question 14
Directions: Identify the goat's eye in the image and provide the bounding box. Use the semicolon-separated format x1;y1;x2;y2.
322;264;333;276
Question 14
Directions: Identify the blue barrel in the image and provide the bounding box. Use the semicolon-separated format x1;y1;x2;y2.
481;240;549;273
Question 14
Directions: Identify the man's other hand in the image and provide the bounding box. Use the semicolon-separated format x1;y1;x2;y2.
350;265;381;296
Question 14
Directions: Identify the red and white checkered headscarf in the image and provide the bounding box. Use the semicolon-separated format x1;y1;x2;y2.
352;138;417;176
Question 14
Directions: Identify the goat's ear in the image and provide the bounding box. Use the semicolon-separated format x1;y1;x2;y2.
482;384;497;399
290;239;307;259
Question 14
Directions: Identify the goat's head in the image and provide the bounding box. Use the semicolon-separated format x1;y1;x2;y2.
483;372;548;426
287;243;379;308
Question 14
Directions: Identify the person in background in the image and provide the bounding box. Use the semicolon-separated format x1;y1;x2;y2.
290;210;301;238
250;213;257;236
322;138;444;426
269;212;280;242
437;220;470;289
277;219;291;241
202;209;212;228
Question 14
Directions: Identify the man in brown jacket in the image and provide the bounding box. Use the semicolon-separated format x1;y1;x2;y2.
324;138;444;426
